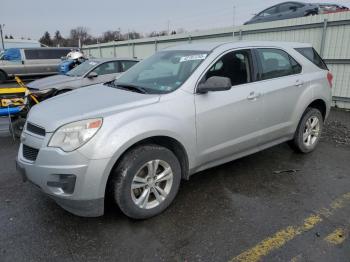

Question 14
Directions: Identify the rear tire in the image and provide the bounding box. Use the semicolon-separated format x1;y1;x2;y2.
289;108;323;153
110;144;181;219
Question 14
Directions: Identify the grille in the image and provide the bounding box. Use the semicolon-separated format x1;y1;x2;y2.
26;122;46;136
23;145;39;161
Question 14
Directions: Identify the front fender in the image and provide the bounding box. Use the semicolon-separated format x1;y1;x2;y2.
78;111;196;198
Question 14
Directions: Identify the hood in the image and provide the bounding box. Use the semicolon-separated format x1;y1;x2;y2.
27;75;81;90
27;84;160;132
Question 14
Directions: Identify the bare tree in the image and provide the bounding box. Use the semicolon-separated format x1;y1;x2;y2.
53;30;64;47
69;26;92;46
100;30;122;42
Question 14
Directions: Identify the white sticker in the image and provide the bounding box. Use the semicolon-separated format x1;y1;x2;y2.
89;61;97;65
180;54;207;63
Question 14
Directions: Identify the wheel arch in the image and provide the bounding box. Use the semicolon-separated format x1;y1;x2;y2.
307;99;327;121
104;135;190;198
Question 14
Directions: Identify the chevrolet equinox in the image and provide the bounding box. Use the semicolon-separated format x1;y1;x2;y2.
17;41;333;219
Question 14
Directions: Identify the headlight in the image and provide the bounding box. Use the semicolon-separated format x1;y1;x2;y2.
48;118;103;152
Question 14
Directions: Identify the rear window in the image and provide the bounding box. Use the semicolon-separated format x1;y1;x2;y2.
295;47;328;70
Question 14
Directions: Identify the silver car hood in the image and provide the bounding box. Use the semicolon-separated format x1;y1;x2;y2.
27;75;81;90
28;84;160;132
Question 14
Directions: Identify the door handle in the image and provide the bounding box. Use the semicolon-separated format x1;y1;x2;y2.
247;91;261;100
295;79;304;87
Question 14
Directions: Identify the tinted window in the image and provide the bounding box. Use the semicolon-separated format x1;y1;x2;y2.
205;50;252;86
25;49;70;60
257;49;302;80
295;47;328;70
120;60;138;72
259;6;278;16
279;3;298;12
93;61;120;75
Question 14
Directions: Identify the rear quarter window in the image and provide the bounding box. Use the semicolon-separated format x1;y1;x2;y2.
295;47;328;70
256;48;302;80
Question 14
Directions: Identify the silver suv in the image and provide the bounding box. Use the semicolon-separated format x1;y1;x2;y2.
16;41;332;219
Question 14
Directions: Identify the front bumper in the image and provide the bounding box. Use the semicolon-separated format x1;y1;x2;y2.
16;131;111;217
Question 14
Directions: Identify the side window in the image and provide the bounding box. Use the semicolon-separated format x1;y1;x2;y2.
24;49;70;59
93;61;119;75
3;48;21;61
256;49;301;80
24;50;39;59
295;47;328;70
205;50;252;86
259;6;278;17
120;60;138;72
279;3;297;13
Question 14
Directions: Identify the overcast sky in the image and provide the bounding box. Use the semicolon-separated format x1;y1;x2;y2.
1;0;350;39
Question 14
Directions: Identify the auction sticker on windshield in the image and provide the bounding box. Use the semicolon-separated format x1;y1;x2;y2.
89;61;97;65
180;54;207;62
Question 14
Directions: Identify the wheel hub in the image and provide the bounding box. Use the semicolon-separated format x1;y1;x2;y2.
131;159;174;209
303;116;321;147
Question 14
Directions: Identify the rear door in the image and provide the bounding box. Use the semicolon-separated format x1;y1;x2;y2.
253;48;303;144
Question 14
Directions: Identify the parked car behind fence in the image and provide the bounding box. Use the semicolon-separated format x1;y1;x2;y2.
245;1;319;25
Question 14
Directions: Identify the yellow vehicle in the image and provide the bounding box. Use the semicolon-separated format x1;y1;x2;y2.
0;77;39;137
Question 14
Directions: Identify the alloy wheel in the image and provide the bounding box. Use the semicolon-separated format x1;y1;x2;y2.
303;116;321;147
131;160;173;209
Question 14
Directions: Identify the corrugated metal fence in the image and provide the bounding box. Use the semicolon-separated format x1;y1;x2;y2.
83;12;350;109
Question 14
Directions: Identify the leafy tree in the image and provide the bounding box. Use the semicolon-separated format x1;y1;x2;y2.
39;31;53;46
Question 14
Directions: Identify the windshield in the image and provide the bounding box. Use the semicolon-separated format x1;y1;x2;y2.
115;50;209;94
66;60;99;77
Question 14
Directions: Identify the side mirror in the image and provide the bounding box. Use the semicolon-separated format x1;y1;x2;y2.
197;76;232;94
87;71;98;78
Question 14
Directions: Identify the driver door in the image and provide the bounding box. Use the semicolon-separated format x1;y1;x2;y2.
195;49;265;166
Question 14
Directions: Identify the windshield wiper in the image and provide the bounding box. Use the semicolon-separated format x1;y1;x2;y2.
114;82;148;94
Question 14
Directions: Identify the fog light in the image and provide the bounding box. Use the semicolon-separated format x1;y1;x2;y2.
47;174;76;194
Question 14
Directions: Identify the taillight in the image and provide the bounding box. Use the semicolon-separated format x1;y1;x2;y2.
327;71;333;88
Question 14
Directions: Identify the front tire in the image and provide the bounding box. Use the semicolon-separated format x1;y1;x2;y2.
289;108;323;153
110;144;181;219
